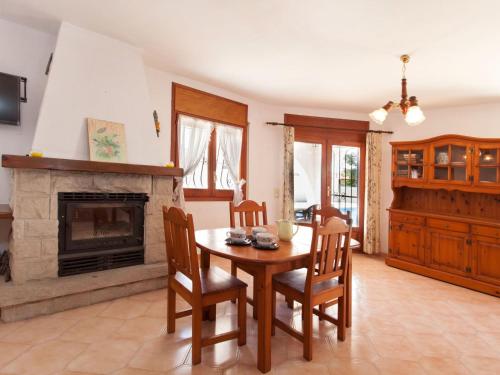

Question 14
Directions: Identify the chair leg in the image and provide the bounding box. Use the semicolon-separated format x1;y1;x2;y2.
231;262;237;304
271;290;276;336
208;305;216;321
303;301;313;361
238;288;247;346
252;279;258;320
337;295;346;341
167;286;176;334
319;303;325;321
192;303;203;365
286;296;294;309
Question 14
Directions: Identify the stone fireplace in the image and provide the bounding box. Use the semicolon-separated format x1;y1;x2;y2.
0;154;182;322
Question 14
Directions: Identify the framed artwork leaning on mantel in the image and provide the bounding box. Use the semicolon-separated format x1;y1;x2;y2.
87;118;128;163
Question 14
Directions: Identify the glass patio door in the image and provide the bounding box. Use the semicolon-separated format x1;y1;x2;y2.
293;136;365;245
330;145;361;227
293;141;323;223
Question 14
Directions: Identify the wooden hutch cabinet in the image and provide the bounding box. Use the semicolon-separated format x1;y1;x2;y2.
387;135;500;297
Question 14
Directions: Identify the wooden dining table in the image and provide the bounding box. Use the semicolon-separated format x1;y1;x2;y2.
195;224;357;373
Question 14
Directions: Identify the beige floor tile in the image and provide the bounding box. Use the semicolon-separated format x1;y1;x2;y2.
99;298;151;319
0;321;25;338
368;333;422;361
67;338;141;374
327;357;381;375
168;364;221;374
419;356;471;375
143;300;168;318
274;359;330;375
54;371;103;375
114;316;167;340
184;339;239;369
430;314;477;334
0;342;31;368
328;334;380;362
1;315;78;344
0;254;498;374
480;331;500;348
53;301;112;321
128;289;167;302
444;333;500;358
460;355;500;374
113;368;168;375
1;339;87;375
60;316;125;343
224;363;267;375
406;333;461;358
372;358;427;375
129;336;190;372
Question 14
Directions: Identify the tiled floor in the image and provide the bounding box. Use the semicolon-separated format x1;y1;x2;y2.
0;254;499;374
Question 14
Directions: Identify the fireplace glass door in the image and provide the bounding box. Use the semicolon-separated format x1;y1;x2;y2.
58;192;148;276
70;203;135;241
63;202;143;253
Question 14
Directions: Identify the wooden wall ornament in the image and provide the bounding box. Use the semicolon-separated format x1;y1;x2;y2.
153;110;160;138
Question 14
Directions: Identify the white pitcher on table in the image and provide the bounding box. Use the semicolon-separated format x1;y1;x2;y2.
276;219;299;241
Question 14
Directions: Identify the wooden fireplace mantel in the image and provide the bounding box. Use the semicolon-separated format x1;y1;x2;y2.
2;154;183;177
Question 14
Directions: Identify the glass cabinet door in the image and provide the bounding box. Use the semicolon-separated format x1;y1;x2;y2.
395;148;424;180
431;143;470;183
475;146;499;185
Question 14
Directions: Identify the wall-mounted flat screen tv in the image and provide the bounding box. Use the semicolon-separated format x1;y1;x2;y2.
0;72;21;126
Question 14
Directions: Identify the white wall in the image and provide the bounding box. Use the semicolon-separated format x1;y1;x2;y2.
0;20;381;240
134;66;370;230
0;19;55;248
32;23;166;165
378;102;500;253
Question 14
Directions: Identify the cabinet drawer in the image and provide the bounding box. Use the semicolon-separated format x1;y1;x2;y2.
427;218;469;233
391;213;424;226
472;225;500;239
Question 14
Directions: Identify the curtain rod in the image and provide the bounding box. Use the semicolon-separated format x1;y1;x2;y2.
265;121;393;134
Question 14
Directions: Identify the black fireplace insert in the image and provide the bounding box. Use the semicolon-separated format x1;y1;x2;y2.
58;192;148;276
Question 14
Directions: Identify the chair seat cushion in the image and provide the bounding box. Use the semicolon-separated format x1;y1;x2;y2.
175;266;247;295
273;268;341;295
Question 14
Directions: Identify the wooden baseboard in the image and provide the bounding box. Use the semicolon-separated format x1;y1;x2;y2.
385;257;500;297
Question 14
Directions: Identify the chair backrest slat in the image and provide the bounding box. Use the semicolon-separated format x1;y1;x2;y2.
163;206;201;292
313;206;351;225
229;200;268;228
306;217;352;292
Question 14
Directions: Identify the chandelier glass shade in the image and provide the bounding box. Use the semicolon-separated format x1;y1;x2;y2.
369;55;425;126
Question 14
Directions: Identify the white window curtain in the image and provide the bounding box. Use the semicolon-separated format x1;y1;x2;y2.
364;132;382;254
217;124;245;204
173;115;214;208
282;126;295;221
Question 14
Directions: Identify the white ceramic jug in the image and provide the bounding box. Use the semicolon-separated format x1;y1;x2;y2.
276;219;299;241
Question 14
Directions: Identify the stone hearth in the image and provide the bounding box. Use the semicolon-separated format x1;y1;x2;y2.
0;158;180;322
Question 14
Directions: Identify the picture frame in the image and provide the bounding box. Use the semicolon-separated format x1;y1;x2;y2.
87;118;128;163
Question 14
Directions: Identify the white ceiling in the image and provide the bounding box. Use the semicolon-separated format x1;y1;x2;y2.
1;0;500;112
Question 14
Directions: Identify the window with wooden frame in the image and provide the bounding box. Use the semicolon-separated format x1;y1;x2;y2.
171;83;248;201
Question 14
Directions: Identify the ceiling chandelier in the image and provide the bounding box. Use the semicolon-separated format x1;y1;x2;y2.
369;54;425;126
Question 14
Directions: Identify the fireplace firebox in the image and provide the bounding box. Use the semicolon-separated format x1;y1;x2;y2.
58;192;148;276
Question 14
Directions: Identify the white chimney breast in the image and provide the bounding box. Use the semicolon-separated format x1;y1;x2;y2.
32;22;164;165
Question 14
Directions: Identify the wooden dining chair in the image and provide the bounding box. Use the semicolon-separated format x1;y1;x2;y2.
310;206;353;317
229;200;267;318
313;206;351;224
163;206;247;364
272;217;352;361
287;206;352;308
229;200;268;228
